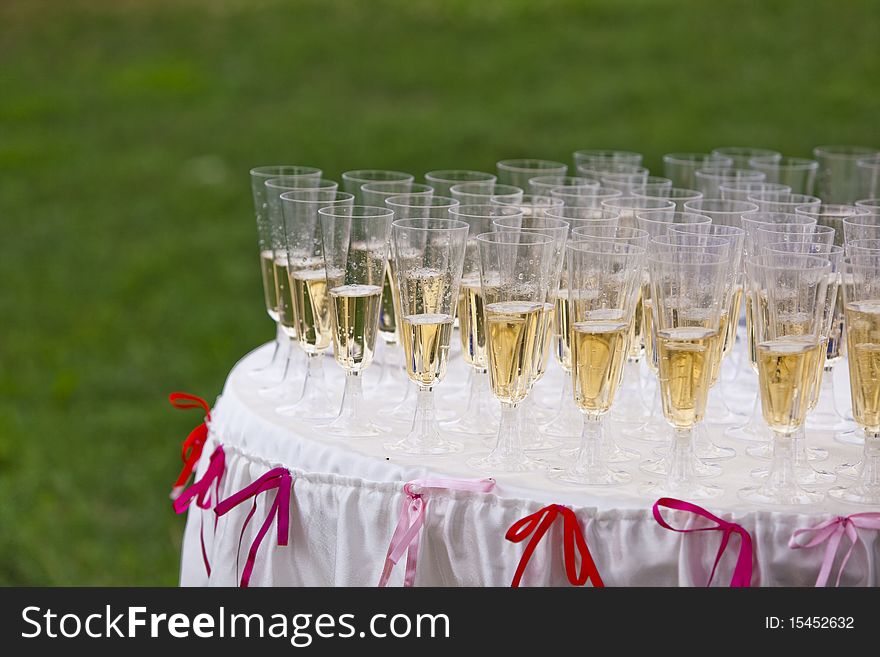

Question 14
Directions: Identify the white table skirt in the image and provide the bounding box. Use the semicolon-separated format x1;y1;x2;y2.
180;340;879;587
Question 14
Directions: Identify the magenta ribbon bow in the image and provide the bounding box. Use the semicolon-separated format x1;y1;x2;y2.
653;497;753;587
789;513;880;587
378;476;496;587
172;445;226;577
215;467;292;588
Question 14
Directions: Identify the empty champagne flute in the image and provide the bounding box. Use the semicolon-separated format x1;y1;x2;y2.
829;255;880;504
711;147;781;169
573;149;643;170
694;168;766;198
468;231;556;472
318;205;394;436
856;156;880;200
739;254;831;505
748;191;821;214
249;165;322;382
813;146;880;204
276;188;353;418
342;170;414;203
497;159;568;189
747;156;819;196
662;152;733;188
450;182;523;206
633;186;703;212
362;181;432;207
841;212;880;244
386;217;469;453
682;198;758;227
550;185;622;208
528;175;598;196
719;181;791;203
424;170;496;197
551;240;645;485
640;249;730;499
444;205;524;436
855;199;880;213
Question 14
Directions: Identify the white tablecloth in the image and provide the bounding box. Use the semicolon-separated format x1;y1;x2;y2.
180;340;879;587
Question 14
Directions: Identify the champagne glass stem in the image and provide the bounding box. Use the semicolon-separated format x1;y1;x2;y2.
666;427;698;490
250;324;285;378
543;373;582;440
276;351;334;418
573;415;603;471
445;369;498;436
467;402;543;472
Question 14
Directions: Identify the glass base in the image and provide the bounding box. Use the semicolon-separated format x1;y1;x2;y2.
746;443;828;462
640;454;721;478
738;483;823;506
276;396;337;420
834;429;865;446
442;413;497;436
639;479;723;500
561;442;639;463
724;423;769;443
653;442;736;461
322;415;384;437
828;483;880;505
750;463;836;486
542;406;583;440
467;451;546;474
836;461;862;479
522;433;562;451
259;381;303;403
384;434;463;455
550;463;631;486
623;421;669;443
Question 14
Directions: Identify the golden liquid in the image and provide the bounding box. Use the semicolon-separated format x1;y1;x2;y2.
643;298;658;376
330;284;383;372
274;255;297;338
708;312;728;387
458;276;487;370
757;338;822;434
401;313;454;387
656;327;718;429
571;315;629;415
845;300;880;432
260;250;280;321
721;284;743;359
403;267;449;316
291;268;333;353
808;337;829;411
826;291;845;366
746;293;758;373
378;259;399;344
485;301;544;405
533;302;555;380
627;290;645;360
553;289;573;371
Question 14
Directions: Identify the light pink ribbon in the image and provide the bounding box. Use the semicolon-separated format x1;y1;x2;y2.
172;445;225;577
215;467;292;588
789;513;880;587
378;476;496;587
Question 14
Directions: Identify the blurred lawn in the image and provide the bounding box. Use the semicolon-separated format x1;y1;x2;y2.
1;0;878;584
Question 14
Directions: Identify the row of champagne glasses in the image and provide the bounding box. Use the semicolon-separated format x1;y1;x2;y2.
244;147;880;507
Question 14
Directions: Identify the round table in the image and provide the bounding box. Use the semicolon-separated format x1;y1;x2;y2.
179;340;878;587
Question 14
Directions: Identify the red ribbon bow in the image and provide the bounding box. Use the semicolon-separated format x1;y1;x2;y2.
506;504;604;588
653;497;753;587
168;392;212;500
214;467;292;588
172;445;225;577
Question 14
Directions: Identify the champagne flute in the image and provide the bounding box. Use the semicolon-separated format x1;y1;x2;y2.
682;198;758;228
725;212;817;444
829;254;880;504
693;167;766;198
261;176;338;403
747;156;819;196
381;195;461;422
450;182;523;206
490;214;570;451
813;145;880;203
468;231;556;473
711;147;781;168
342;170;414;203
856;157;880;200
573;149;643;170
739;254;832;505
276;188;353;418
496;159;568;190
424;170;496;197
633;186;704;212
318;205;394;436
551;240;645;485
550;185;622;208
748;191;821;214
386;217;469;453
841;212;880;245
249;165;321;382
640;249;730;500
445;205;524;436
362;181;432;207
749;241;842;485
855;199;880;212
529;175;598;196
662;152;733;188
719;181;790;203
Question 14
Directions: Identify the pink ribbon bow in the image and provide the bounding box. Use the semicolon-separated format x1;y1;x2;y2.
789;513;880;587
215;467;292;588
653;497;753;587
378;477;496;587
506;504;604;588
172;445;225;577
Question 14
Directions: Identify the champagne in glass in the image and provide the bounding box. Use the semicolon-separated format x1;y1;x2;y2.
330;283;383;371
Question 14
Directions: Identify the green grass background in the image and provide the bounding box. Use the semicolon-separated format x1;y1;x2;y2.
1;0;878;584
